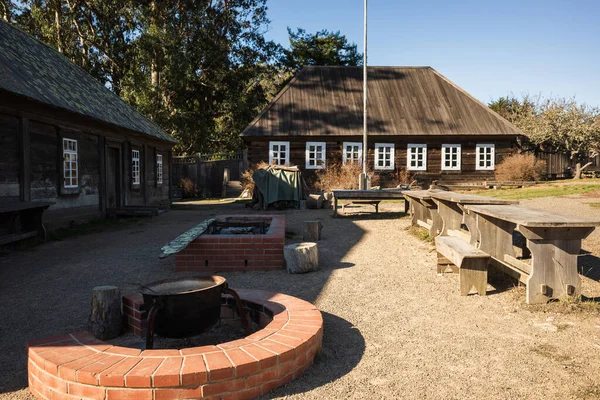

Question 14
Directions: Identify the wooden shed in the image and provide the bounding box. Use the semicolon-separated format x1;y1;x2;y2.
0;21;177;229
241;66;523;186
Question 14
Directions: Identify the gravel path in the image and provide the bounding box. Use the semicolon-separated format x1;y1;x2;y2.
1;198;600;399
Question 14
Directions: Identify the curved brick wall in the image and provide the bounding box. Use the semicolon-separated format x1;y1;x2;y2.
27;290;322;400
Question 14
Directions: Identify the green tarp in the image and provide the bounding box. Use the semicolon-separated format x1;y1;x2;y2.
252;167;303;208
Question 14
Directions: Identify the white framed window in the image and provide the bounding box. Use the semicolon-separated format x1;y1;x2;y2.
63;138;78;188
343;142;362;165
305;142;326;169
156;154;163;184
407;144;427;171
132;149;140;185
441;144;461;171
375;143;394;170
476;144;495;170
269;141;290;166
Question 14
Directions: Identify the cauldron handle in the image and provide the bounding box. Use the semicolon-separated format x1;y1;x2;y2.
145;299;161;349
223;285;253;336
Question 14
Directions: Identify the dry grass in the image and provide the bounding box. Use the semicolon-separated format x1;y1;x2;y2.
405;225;434;243
495;153;547;181
314;151;380;191
240;161;270;193
177;178;199;198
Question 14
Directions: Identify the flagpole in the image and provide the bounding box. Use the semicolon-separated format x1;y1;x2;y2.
361;0;368;188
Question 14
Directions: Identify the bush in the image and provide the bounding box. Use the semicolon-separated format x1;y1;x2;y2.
241;161;270;193
314;151;380;191
495;153;546;181
177;178;199;198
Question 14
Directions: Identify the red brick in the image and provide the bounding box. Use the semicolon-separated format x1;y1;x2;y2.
43;348;96;374
154;388;202;400
106;388;153;400
202;377;246;396
38;368;68;393
221;386;262;400
226;348;258;377
59;353;111;381
247;367;280;388
204;351;234;381
181;355;207;385
27;334;73;347
256;341;295;364
241;345;277;370
152;357;182;387
77;355;125;384
125;358;163;387
140;349;181;357
68;382;107;400
180;345;219;356
104;346;142;357
99;358;143;387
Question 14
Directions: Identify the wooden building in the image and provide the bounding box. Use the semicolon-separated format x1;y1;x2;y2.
0;21;176;229
241;66;523;186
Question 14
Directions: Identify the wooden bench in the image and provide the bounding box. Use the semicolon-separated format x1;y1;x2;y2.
331;189;406;217
0;201;54;245
435;236;490;296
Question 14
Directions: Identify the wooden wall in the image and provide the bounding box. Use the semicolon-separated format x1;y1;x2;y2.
245;135;517;187
0;92;174;229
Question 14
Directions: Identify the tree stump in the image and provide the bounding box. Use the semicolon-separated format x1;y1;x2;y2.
284;242;319;274
303;221;322;241
88;285;122;340
306;194;323;209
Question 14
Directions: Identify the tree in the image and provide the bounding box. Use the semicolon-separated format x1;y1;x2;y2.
488;95;534;124
284;27;362;72
517;97;600;179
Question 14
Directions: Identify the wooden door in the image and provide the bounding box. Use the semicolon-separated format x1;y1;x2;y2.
106;147;121;208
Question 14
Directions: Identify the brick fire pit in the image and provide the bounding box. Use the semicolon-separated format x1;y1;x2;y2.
27;289;322;400
175;215;285;273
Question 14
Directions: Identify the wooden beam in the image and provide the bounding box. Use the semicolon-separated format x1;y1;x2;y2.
19;116;31;202
98;136;106;216
142;144;148;205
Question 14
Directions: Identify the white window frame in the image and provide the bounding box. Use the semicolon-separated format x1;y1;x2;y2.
342;142;363;165
407;144;427;171
305;141;326;169
476;144;495;170
156;154;163;185
132;149;140;185
374;143;395;170
269;141;290;166
441;144;462;171
63;138;78;188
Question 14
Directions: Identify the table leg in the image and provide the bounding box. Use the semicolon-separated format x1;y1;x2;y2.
422;199;441;237
436;200;463;236
460;206;479;246
333;196;338;218
375;202;379;213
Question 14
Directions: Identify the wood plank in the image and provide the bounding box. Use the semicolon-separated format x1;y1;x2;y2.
19;116;31;202
465;204;600;227
0;230;38;246
429;191;518;205
503;254;532;275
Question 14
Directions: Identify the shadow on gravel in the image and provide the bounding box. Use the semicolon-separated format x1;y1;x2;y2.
579;253;600;284
259;311;365;399
335;211;407;220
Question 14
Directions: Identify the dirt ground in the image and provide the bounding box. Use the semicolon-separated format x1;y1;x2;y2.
1;195;600;400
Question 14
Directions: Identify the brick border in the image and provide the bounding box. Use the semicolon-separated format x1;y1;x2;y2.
27;290;322;400
175;215;285;273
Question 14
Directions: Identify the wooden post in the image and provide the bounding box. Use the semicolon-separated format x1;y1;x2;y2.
284;242;319;274
98;136;106;216
19;116;31;202
306;194;323;209
303;221;322;241
88;285;122;340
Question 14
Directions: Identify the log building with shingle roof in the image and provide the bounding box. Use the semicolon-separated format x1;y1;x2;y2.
241;66;523;185
0;20;176;229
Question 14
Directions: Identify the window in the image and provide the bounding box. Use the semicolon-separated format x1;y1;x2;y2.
305;142;326;169
407;144;427;171
63;138;78;188
441;144;461;171
156;154;163;184
132;149;140;185
269;141;290;165
375;143;394;170
343;142;362;165
476;144;495;170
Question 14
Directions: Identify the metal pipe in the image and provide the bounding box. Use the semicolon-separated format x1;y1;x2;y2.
362;0;368;181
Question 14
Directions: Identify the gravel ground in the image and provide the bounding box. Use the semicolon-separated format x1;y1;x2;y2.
1;196;600;400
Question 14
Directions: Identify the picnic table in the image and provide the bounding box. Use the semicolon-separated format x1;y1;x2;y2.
331;189;406;217
403;190;444;237
464;204;600;304
428;191;518;240
0;201;54;245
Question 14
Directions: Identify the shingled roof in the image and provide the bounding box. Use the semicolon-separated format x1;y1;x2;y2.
0;21;176;144
241;66;521;137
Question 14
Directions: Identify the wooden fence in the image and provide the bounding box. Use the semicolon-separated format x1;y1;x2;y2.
536;152;572;179
172;151;247;198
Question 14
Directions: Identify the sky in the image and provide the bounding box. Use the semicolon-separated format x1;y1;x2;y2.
263;0;600;106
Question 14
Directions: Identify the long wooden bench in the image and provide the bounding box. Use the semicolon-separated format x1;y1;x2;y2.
435;236;490;296
0;201;54;245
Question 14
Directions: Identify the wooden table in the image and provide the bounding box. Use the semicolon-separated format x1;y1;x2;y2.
403;190;445;237
331;190;406;217
429;191;518;241
0;201;55;245
464;204;600;304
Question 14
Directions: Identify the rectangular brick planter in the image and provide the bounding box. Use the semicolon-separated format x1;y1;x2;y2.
175;215;285;273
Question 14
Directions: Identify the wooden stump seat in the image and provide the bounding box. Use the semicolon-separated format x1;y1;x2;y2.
435;236;490;296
